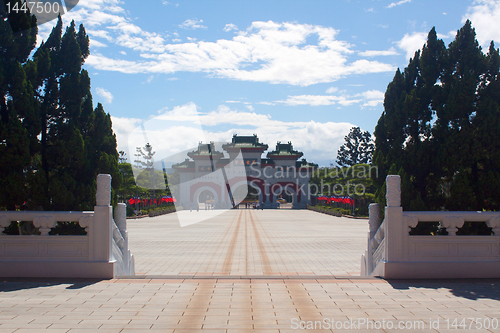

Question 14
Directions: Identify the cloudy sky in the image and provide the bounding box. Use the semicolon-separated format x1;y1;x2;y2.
39;0;500;166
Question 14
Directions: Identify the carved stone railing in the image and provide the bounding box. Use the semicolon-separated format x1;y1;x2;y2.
361;202;387;276
403;212;500;236
111;203;134;276
361;175;500;279
0;174;134;278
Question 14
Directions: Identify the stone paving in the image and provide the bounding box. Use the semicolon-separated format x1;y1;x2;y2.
1;278;500;332
1;209;500;332
127;209;367;277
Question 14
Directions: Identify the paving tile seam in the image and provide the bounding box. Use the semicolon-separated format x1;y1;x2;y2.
114;276;387;280
221;211;242;275
248;211;272;275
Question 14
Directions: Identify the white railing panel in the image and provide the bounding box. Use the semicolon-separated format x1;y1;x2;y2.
0;174;135;278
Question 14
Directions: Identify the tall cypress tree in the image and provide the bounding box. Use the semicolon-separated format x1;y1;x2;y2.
0;1;37;210
374;20;500;212
0;6;121;211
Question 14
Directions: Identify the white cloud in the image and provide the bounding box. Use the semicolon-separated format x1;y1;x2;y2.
89;39;107;48
396;31;427;60
121;102;355;165
276;95;359;106
95;87;114;103
395;30;456;60
86;20;394;86
464;0;500;48
357;90;385;107
179;19;207;30
110;115;142;159
359;47;399;57
42;3;394;86
275;89;384;107
387;0;411;8
326;87;338;94
359;90;384;100
223;23;238;32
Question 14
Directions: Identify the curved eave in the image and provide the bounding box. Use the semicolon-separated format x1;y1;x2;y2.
222;146;268;152
187;154;224;160
173;167;195;172
267;154;303;160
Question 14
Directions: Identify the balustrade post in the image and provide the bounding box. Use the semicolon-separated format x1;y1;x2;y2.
93;174;113;262
366;203;382;275
369;203;382;240
384;175;404;262
115;203;127;239
114;202;132;274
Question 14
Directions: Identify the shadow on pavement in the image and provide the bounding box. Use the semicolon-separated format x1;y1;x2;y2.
0;278;103;292
386;279;500;301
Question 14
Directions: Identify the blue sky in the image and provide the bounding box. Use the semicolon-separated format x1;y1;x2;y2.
38;0;500;166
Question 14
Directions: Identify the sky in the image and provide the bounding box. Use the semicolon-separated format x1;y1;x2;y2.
37;0;500;166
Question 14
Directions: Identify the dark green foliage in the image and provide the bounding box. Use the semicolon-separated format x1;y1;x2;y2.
2;221;20;235
310;164;376;216
409;222;448;236
456;222;492;235
49;222;86;235
374;21;500;212
0;10;121;211
336;127;374;167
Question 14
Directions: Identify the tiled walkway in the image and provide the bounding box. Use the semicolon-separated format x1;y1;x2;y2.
1;210;500;332
127;209;367;277
1;278;500;332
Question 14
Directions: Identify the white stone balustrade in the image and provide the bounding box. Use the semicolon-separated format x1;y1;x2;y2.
361;175;500;279
0;174;134;278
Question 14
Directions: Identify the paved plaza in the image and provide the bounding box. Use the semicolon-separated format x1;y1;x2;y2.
1;209;500;332
127;209;367;277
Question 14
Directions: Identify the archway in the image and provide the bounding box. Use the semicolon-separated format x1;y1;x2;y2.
231;180;263;208
197;189;215;210
271;182;301;209
192;186;219;210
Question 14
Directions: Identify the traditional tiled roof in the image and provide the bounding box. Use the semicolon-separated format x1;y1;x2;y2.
260;158;275;166
216;158;230;167
187;142;224;159
172;158;195;170
296;158;318;169
222;134;268;151
267;142;303;160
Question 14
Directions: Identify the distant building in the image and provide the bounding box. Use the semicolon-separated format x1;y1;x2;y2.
172;134;317;209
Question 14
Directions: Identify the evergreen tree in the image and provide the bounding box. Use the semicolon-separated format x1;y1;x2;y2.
0;6;121;211
0;1;37;210
336;127;374;167
373;20;500;212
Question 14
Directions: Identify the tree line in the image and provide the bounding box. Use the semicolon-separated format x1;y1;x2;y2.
373;20;500;212
0;1;121;211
